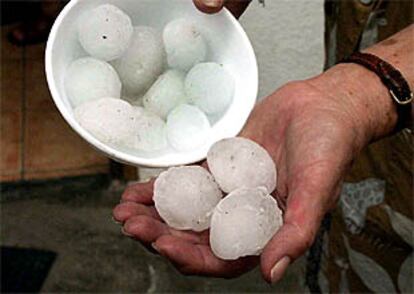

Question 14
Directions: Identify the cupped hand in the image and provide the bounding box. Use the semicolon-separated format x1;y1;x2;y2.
113;64;373;282
113;178;258;278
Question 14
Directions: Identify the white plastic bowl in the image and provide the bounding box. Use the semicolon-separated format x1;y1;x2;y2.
45;0;258;167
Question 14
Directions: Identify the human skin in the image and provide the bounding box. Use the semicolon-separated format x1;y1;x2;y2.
113;5;413;283
192;0;252;19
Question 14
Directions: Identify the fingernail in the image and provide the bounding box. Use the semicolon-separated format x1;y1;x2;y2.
151;242;160;252
121;227;133;237
111;216;121;225
203;0;223;8
270;256;291;284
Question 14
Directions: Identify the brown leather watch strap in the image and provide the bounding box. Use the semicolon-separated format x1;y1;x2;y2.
342;52;413;130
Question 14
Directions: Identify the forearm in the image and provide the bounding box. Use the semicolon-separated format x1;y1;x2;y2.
310;24;413;146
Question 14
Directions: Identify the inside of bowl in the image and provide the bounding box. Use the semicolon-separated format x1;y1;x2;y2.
48;0;257;166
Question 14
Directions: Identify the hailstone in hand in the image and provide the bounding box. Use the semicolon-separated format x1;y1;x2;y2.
163;18;207;71
74;97;135;145
78;4;133;61
65;57;121;107
166;104;211;151
133;105;145;118
210;187;283;260
143;70;186;119
154;166;222;232
133;109;168;151
185;62;234;115
112;26;165;95
207;137;277;193
121;93;143;107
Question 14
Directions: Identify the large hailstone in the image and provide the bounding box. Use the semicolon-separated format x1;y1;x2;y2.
154;166;222;232
166;104;211;151
78;4;133;61
74;97;135;145
163;18;207;71
210;187;283;260
133;109;168;151
143;70;186;119
207;137;277;193
185;62;234;115
65;57;121;107
112;26;165;95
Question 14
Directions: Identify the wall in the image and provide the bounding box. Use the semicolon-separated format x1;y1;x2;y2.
240;0;325;100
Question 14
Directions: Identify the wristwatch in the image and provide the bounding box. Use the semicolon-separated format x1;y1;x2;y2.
342;52;413;131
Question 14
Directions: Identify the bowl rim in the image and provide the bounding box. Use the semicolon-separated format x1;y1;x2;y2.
45;0;258;167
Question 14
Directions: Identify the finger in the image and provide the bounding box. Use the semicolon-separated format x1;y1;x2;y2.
121;179;155;204
123;215;207;244
260;180;333;284
193;0;225;14
260;222;315;284
153;235;258;278
113;202;160;223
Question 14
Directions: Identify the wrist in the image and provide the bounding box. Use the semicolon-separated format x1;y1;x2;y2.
309;63;398;147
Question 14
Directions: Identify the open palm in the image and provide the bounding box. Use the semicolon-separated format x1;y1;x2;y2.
113;79;364;282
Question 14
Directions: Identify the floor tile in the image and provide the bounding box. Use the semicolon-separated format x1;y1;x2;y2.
1;25;23;60
24;59;55;110
1;59;24;111
0;111;22;181
24;109;109;177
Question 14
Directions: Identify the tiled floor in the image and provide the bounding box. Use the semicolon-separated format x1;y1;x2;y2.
1;25;109;182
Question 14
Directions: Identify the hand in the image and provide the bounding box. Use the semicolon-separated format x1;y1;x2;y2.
113;62;391;282
193;0;251;18
113;178;259;277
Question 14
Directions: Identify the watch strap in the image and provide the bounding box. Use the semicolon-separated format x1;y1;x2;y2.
342;52;413;130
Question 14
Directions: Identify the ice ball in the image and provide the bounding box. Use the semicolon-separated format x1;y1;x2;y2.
112;26;165;96
163;18;207;71
78;4;133;61
133;105;145;118
210;187;283;260
185;62;234;115
65;57;121;107
154;166;223;232
122;94;143;107
133;109;168;152
143;70;186;119
166;104;211;151
207;137;277;193
74;97;135;145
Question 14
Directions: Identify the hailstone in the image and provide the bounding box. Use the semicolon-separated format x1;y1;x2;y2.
207;137;277;193
133;109;168;151
122;94;143;107
65;57;121;107
78;4;133;61
154;166;222;232
143;70;186;119
133;106;145;118
163;18;207;71
166;104;211;151
112;26;165;96
185;62;234;115
210;187;283;260
74;97;135;145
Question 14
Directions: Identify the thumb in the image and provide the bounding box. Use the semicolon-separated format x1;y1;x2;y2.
260;185;332;284
193;0;225;14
